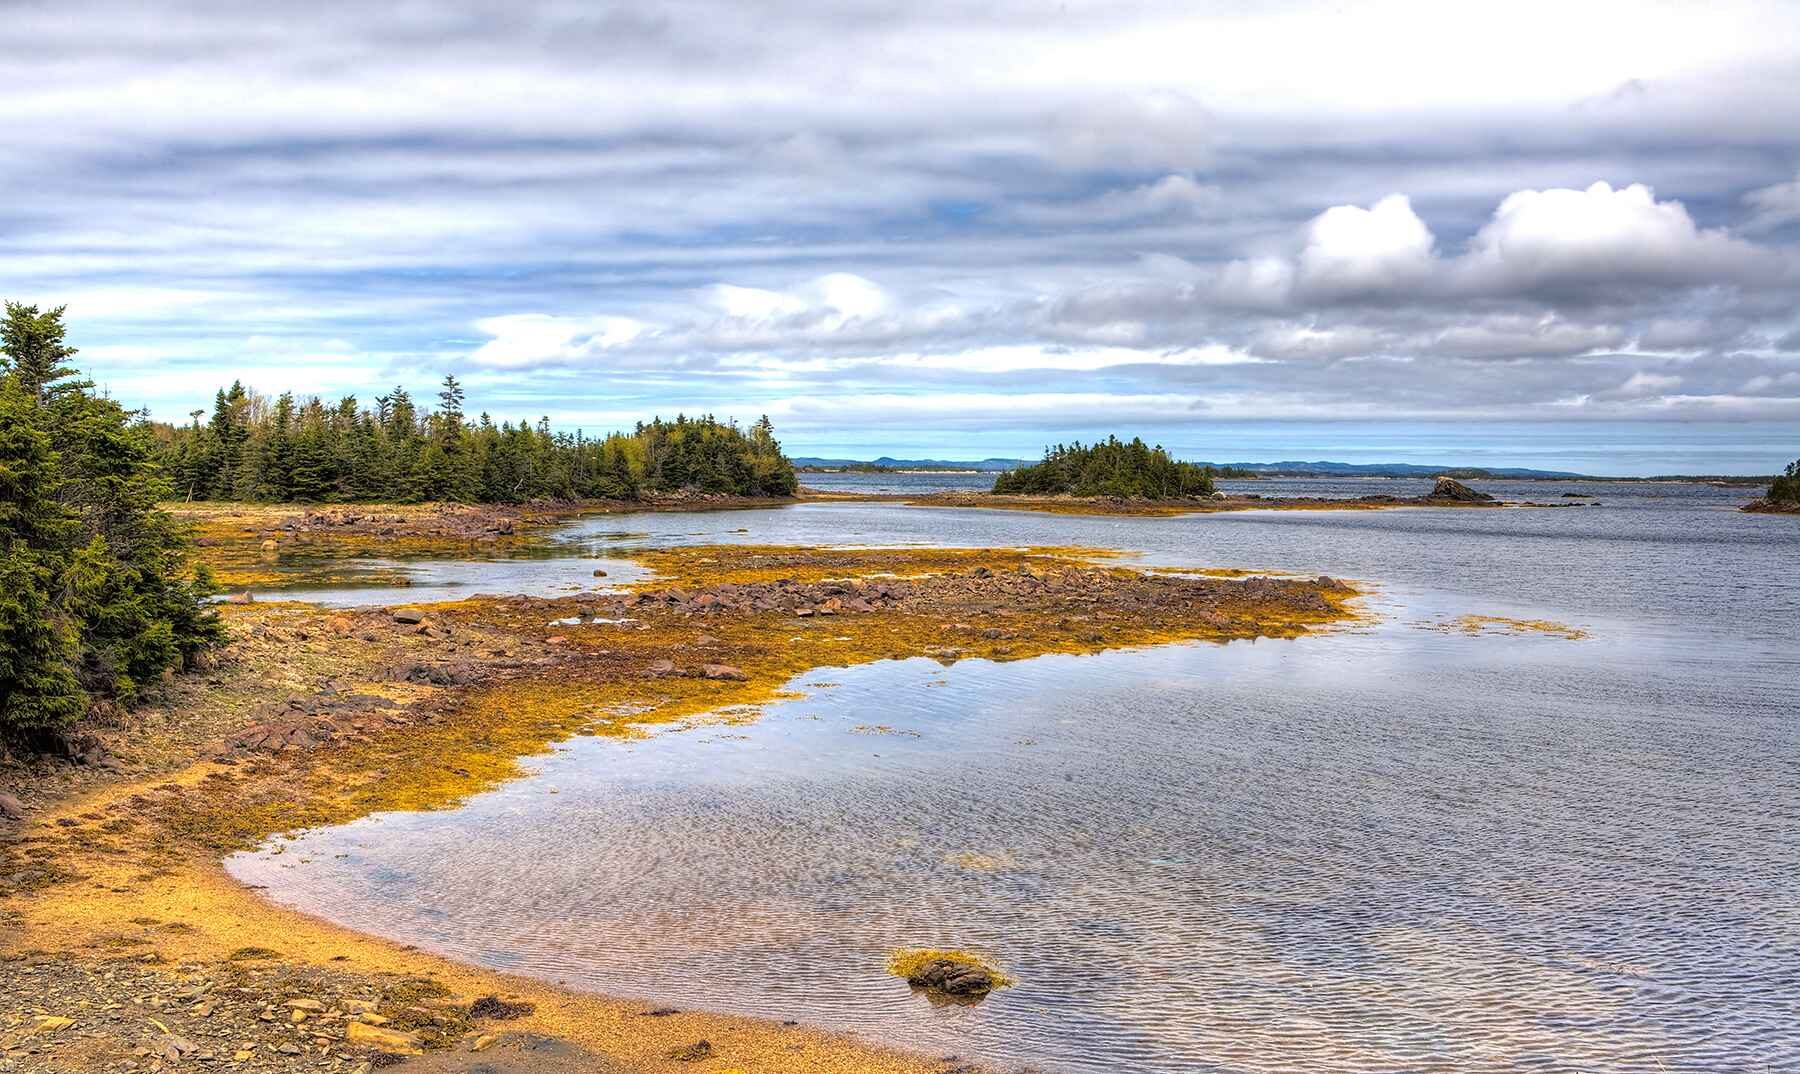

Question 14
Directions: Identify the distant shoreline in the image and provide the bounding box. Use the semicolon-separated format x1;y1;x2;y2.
797;464;1775;485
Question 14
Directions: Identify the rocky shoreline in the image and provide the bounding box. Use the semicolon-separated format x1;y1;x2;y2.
1741;497;1800;514
1;542;1360;1074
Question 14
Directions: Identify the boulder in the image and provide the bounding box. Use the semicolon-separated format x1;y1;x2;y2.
0;793;24;820
1426;477;1495;503
702;664;748;681
906;958;998;997
392;608;427;624
344;1021;423;1055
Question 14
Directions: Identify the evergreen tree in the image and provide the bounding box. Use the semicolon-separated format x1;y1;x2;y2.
0;379;84;735
0;305;223;742
1;303;88;403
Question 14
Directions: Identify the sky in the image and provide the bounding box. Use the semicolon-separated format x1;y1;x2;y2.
5;1;1800;474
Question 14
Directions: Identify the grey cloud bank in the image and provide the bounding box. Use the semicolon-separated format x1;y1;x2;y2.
3;1;1799;473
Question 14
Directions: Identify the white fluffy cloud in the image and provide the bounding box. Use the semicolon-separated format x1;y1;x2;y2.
1208;182;1787;310
1458;181;1774;293
1296;194;1437;298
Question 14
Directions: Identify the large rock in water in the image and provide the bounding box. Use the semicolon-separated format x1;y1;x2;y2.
906;958;998;996
1427;477;1495;503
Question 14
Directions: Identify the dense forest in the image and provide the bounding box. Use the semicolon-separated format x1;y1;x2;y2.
153;379;798;503
1;303;222;742
992;438;1218;499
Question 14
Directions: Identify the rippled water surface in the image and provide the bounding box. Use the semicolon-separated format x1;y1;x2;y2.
231;481;1800;1073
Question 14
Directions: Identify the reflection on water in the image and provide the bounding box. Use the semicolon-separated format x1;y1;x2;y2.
228;479;1800;1072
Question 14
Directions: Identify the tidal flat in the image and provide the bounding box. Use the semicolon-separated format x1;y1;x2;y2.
4;478;1796;1074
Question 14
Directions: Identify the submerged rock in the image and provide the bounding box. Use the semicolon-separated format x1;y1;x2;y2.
1426;477;1495;503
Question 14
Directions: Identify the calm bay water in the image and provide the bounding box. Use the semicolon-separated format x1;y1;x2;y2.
229;481;1799;1072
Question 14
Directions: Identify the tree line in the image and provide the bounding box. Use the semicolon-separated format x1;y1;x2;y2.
992;437;1218;499
154;378;798;503
1;303;222;743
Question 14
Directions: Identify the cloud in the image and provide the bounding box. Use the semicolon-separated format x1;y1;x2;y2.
467;314;646;370
1295;194;1436;298
1196;182;1788;313
1049;91;1215;170
1457;181;1775;295
3;2;1799;468
1743;173;1800;233
1014;175;1223;225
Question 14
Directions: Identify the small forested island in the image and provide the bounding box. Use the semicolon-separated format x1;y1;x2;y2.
1742;460;1800;513
153;378;797;503
993;438;1220;498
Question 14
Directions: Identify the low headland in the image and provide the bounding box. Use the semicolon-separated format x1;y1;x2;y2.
1741;460;1800;514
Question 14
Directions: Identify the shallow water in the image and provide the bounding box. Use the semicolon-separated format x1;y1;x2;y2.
230;481;1800;1072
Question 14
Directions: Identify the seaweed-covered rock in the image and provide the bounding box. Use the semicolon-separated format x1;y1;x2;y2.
905;957;998;996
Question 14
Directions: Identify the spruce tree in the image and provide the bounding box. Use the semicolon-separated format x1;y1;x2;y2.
1;303;87;404
0;379;84;735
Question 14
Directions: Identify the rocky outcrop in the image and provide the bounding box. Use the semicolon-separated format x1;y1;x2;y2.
1742;498;1800;514
905;958;1000;997
228;691;407;754
1426;476;1496;503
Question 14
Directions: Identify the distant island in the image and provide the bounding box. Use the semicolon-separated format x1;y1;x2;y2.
992;438;1219;499
798;456;1780;483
